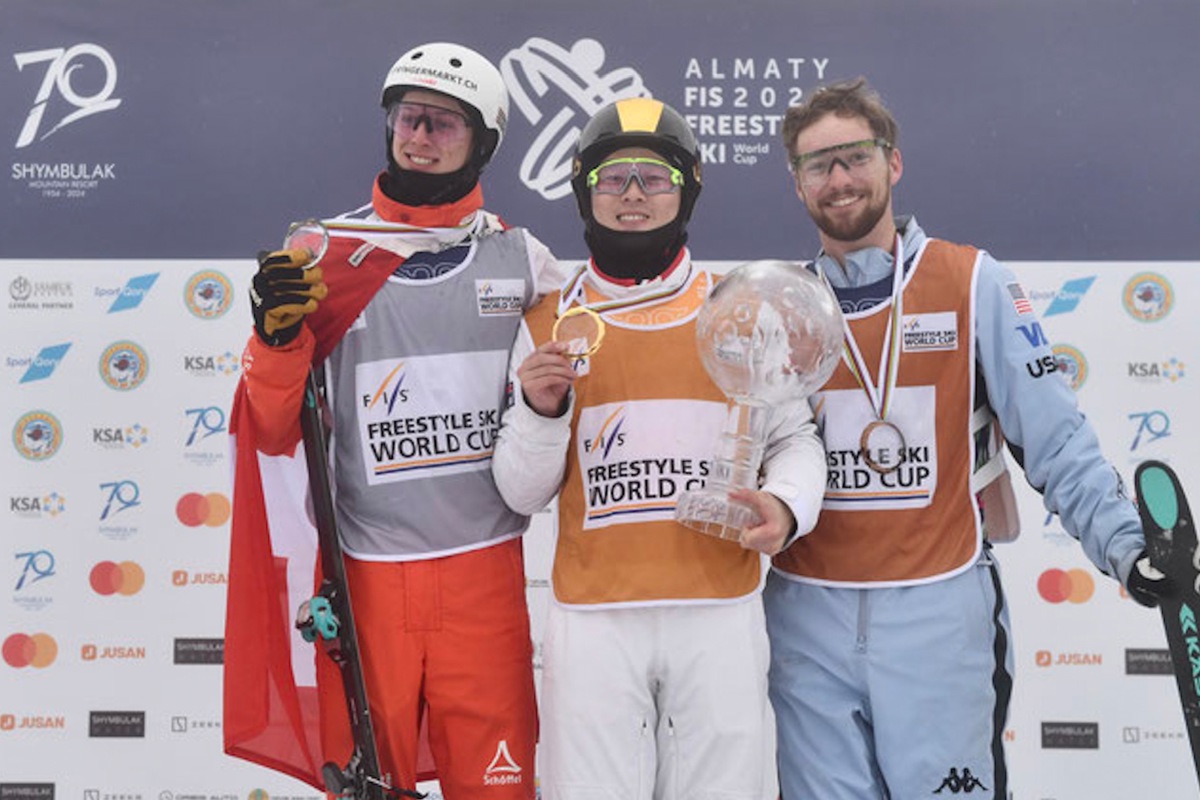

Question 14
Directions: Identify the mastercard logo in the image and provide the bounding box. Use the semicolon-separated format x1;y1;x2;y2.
176;492;231;527
90;560;145;596
1037;568;1095;604
2;632;58;668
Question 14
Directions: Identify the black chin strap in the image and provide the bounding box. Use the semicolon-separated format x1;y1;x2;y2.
584;220;688;282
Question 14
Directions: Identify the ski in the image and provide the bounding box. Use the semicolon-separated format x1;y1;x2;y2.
295;369;424;800
1134;459;1200;788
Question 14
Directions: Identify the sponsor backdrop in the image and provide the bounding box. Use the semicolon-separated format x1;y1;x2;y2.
2;2;1198;799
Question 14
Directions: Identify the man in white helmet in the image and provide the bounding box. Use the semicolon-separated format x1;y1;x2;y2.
224;42;563;800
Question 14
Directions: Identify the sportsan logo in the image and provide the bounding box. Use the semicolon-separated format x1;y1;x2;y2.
14;44;122;147
366;363;410;414
581;406;627;459
184;270;234;320
11;343;71;383
98;340;148;390
1029;276;1095;317
500;37;650;200
1123;272;1173;323
12;410;63;461
1051;344;1087;391
1037;568;1095;604
95;273;158;313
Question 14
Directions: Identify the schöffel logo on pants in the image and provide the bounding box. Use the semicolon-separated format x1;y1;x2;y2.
1125;647;1173;675
173;638;223;664
0;785;54;800
1041;721;1099;749
88;710;145;738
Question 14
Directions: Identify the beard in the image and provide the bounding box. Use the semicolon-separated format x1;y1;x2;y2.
808;187;890;245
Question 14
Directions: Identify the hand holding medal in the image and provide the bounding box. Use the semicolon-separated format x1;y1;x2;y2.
551;305;606;358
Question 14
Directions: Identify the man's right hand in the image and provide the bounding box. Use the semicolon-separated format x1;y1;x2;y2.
249;248;328;347
518;341;577;417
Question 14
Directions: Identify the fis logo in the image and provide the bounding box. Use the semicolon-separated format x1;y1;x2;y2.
501;38;650;199
582;407;627;458
14;44;122;148
364;363;409;412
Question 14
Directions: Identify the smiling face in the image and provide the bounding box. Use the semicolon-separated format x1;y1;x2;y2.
388;89;474;174
791;113;902;260
589;147;682;232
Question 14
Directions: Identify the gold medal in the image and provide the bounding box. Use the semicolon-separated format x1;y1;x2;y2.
551;305;606;358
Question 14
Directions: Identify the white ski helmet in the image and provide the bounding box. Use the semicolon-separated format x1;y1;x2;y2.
381;42;509;158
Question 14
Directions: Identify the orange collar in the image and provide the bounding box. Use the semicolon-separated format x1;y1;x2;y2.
371;173;485;227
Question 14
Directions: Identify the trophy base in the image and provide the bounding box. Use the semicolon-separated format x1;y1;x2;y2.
674;488;760;541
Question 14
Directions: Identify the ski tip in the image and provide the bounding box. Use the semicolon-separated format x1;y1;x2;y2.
1137;461;1180;531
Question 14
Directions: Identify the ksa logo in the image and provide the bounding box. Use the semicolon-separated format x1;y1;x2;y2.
14;44;122;148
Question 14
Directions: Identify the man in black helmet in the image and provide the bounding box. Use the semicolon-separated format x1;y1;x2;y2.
492;97;826;799
224;42;564;800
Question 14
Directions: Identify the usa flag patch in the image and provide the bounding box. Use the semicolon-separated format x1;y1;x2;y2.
1007;282;1034;315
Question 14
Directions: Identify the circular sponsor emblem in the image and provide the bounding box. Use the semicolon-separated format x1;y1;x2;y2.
184;270;233;320
99;341;149;390
1122;272;1173;322
13;410;63;461
1051;344;1087;391
10;275;32;302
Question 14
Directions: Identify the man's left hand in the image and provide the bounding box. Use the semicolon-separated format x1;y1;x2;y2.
729;488;796;556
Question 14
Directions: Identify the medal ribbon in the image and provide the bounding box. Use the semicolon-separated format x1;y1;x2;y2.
819;233;905;423
556;261;698;319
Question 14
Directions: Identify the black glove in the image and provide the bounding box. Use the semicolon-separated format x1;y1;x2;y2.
1127;548;1174;608
249;248;328;347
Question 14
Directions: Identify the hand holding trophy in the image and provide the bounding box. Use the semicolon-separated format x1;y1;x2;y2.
674;260;842;540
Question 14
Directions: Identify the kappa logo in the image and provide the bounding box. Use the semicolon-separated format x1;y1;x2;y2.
483;739;523;786
501;37;650;200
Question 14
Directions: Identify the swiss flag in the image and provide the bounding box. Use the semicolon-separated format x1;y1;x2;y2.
222;381;434;790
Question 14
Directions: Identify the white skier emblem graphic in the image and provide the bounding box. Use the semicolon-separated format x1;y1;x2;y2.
500;37;650;200
483;738;523;785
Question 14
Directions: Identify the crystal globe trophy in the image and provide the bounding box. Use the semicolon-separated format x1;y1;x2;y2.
674;260;843;540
